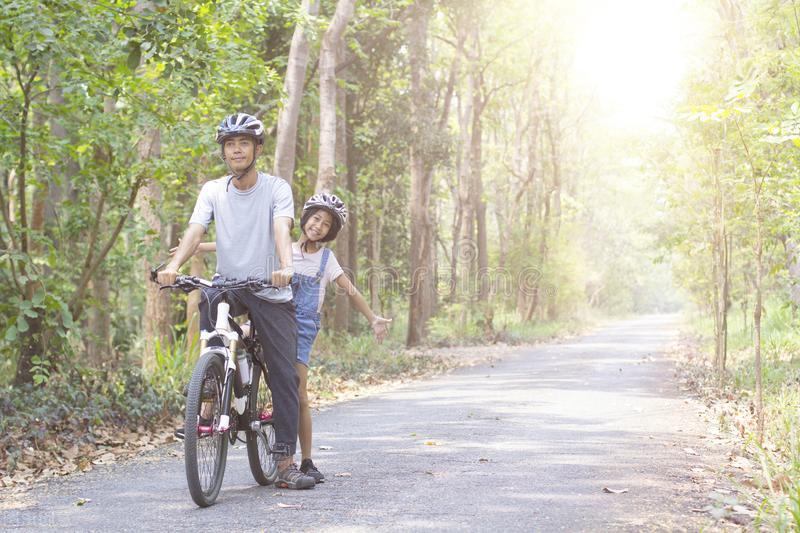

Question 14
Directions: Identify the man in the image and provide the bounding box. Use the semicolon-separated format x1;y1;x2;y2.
158;112;314;490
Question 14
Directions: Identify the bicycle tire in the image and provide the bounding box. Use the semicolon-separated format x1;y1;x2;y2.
246;361;278;485
184;351;229;507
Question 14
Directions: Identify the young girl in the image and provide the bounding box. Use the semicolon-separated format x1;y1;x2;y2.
184;193;391;483
290;193;391;482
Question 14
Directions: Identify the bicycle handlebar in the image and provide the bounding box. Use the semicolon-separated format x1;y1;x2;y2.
149;263;280;293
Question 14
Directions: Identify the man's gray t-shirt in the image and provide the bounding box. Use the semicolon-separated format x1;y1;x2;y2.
188;172;294;302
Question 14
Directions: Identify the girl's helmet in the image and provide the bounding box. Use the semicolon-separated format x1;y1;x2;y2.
301;193;348;242
215;113;265;145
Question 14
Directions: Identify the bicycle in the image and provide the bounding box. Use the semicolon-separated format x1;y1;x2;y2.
150;266;279;507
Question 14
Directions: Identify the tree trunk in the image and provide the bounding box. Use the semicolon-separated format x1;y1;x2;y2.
186;253;205;353
367;186;384;313
86;274;111;367
13;66;37;386
453;56;475;302
470;45;489;301
45;66;77;243
753;174;764;442
316;0;355;194
137;130;171;372
525;188;550;322
711;147;729;379
406;0;435;346
334;78;352;331
273;0;320;184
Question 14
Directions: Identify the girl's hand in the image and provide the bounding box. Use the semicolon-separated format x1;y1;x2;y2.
371;316;392;343
170;239;208;257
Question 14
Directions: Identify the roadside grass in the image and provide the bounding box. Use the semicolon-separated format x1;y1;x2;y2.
685;302;800;530
426;304;593;346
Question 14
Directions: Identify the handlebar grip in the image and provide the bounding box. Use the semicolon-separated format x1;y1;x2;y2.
150;263;165;283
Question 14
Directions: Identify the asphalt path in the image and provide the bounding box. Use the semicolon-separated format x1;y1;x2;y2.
3;315;726;531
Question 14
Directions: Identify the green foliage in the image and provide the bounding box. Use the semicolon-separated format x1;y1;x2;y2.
0;0;287;382
689;300;800;529
0;362;182;474
428;304;590;347
148;333;196;394
310;328;447;388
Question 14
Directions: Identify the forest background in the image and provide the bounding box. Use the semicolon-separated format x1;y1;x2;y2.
3;0;800;527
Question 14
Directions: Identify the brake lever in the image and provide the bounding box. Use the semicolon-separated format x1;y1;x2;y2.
150;262;166;283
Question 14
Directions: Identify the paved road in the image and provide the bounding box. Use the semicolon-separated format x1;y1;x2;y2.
3;315;725;531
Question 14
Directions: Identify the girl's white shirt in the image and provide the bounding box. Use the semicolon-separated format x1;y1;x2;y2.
292;242;344;312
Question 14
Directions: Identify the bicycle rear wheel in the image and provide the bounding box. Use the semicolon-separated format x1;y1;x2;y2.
246;361;278;485
184;351;229;507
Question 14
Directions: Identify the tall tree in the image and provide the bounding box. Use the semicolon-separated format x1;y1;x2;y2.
274;0;320;184
406;0;435;346
316;0;356;194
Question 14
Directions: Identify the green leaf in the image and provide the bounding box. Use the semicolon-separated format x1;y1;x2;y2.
61;304;74;328
32;288;45;306
5;325;17;342
17;316;29;333
127;42;142;71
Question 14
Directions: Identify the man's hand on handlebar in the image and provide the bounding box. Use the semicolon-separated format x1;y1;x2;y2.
271;267;294;287
157;264;180;286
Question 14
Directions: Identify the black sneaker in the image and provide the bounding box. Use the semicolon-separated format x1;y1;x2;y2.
275;461;315;490
300;458;325;483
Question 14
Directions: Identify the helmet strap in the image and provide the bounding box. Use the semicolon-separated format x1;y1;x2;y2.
221;151;258;192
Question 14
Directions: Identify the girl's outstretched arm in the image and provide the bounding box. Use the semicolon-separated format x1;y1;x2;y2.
335;274;392;342
170;241;216;256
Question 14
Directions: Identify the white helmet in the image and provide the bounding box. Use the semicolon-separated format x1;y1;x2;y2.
301;193;348;242
215;113;265;145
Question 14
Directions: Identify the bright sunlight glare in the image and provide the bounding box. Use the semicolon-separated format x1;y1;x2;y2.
572;0;716;132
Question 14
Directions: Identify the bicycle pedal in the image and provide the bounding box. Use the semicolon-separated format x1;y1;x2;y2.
174;427;185;440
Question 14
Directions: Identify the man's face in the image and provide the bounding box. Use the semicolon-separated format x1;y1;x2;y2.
223;135;261;172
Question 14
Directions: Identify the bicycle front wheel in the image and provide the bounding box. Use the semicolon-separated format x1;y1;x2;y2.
246;361;278;485
184;351;229;507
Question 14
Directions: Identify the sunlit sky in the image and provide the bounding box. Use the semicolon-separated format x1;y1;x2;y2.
572;0;717;132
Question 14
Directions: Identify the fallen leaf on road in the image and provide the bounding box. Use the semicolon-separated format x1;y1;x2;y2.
602;487;628;494
76;498;91;506
478;458;489;463
63;446;80;460
91;453;116;465
277;503;302;509
729;455;752;470
732;505;755;516
334;472;352;477
683;448;699;456
424;441;440;446
319;445;333;451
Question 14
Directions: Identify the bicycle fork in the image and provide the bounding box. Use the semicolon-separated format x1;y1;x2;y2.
204;301;248;434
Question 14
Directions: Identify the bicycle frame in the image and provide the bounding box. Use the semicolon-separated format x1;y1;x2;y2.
199;298;251;434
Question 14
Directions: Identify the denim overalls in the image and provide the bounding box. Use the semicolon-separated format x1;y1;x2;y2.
291;247;330;366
